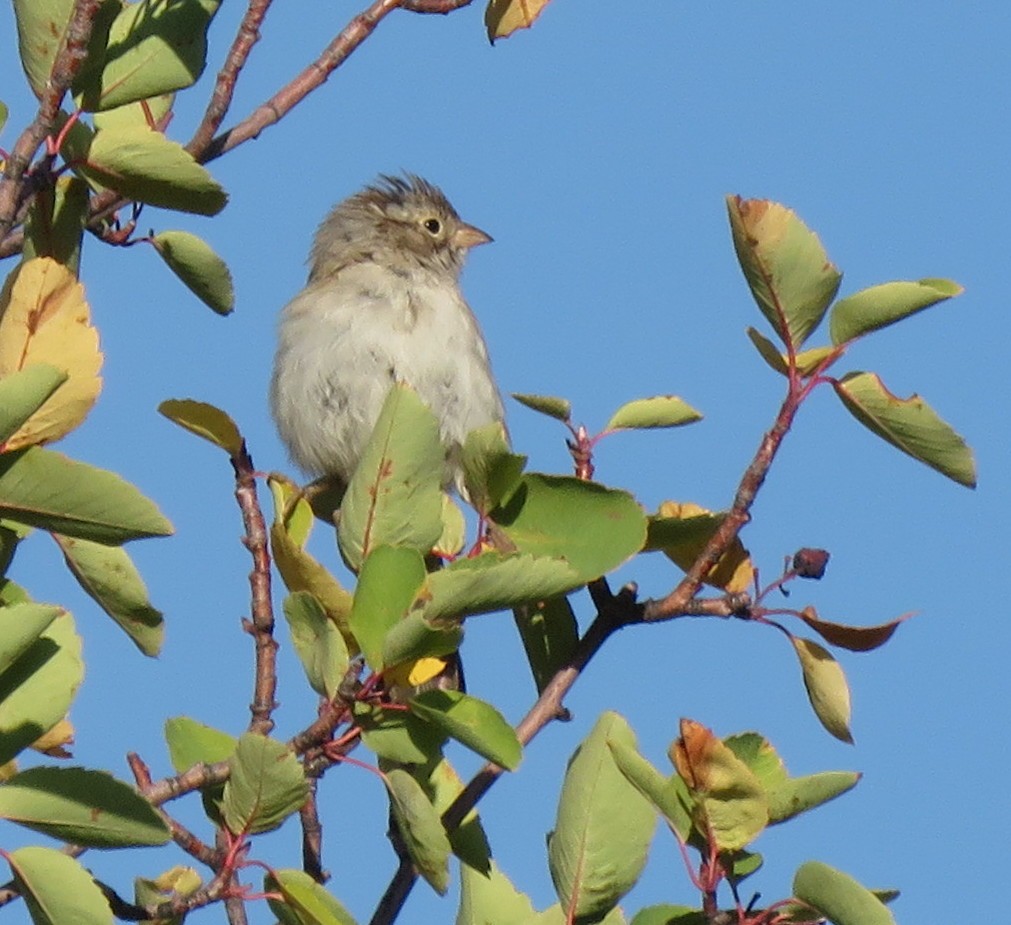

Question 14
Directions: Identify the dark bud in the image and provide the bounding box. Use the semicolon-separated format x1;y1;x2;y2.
793;547;830;579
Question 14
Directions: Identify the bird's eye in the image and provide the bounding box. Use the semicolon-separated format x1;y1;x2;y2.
422;217;442;235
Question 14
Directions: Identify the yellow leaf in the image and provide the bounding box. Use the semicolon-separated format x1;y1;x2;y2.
30;717;75;757
656;501;754;592
267;476;355;649
0;258;102;450
485;0;554;42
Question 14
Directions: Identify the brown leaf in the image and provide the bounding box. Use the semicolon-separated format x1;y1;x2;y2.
798;606;910;652
670;718;720;791
0;258;101;450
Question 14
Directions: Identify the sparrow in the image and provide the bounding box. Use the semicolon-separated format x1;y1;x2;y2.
270;174;505;496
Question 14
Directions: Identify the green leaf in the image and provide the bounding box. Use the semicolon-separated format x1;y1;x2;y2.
411;689;521;770
381;611;463;671
460;422;526;515
727;196;842;349
644;510;724;551
53;534;164;656
829;278;962;345
152;231;234;315
630;907;706;925
792;637;853;743
0;578;31;605
164;716;235;825
268;476;354;648
605;396;702;431
459;857;539;925
158;398;243;456
833;371;975;487
0;766;169;847
355;702;446;765
607;736;692;842
23;177;90;274
722;733;859;824
0;365;68;447
265;869;357;925
0;447;172;543
548;712;656;921
419;552;580;622
745;327;835;378
513;595;578;694
92;92;174;131
768;770;861;824
490;475;646;584
0;521;31;580
223;733;307;835
8;846;114;925
74;0;221;111
0;101;7;135
385;768;451;894
0;602;62;676
349;546;426;670
133;867;200;925
793;861;896;925
0;609;83;765
12;0;74;98
164;716;236;772
511;393;571;422
338;384;444;572
421;756;491;873
746;326;790;375
76;126;228;216
283;591;349;699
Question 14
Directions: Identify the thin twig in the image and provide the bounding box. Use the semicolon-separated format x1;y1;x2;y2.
187;0;274;158
642;389;802;621
0;0;103;238
201;0;405;162
127;752;221;866
300;778;327;882
231;441;278;734
221;825;250;925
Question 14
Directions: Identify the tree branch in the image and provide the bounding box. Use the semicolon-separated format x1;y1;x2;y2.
230;442;279;735
0;0;104;239
187;0;274;158
642;387;803;621
200;0;405;163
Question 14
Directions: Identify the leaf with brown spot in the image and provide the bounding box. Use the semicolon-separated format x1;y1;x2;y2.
669;719;767;851
727;196;841;350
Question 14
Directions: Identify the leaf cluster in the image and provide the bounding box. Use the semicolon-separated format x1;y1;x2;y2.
0;3;975;925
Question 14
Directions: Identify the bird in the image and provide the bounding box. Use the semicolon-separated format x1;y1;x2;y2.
269;174;506;498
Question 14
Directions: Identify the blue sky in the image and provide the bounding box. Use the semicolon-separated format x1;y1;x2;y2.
1;2;1008;922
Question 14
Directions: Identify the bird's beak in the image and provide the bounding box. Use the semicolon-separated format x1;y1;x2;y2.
453;222;493;250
